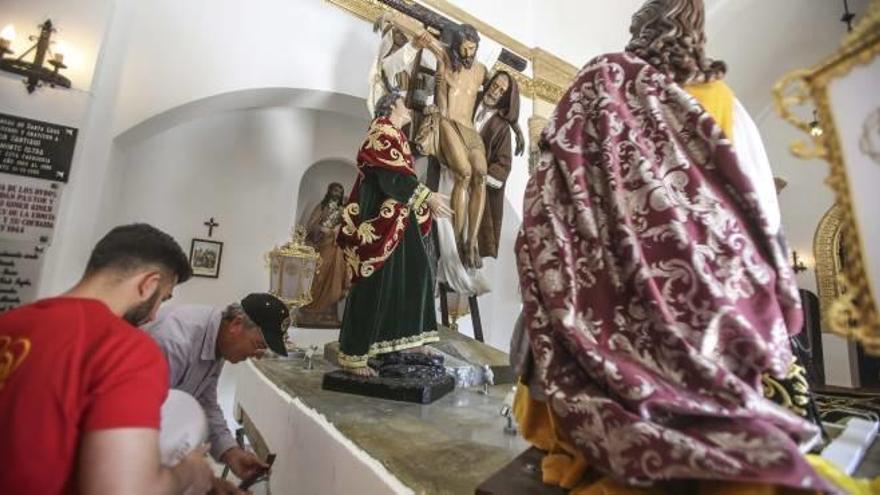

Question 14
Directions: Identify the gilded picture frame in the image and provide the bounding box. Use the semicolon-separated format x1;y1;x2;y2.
774;0;880;353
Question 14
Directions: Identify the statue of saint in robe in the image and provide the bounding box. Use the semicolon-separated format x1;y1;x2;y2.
297;183;351;328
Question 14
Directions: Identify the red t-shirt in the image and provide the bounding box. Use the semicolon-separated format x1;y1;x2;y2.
0;297;169;494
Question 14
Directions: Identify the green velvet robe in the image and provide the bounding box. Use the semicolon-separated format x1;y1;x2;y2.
338;168;439;369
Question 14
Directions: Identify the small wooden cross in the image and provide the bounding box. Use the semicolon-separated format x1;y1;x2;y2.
841;0;856;32
204;217;219;237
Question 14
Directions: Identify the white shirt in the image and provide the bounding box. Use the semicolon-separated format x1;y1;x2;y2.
732;98;782;235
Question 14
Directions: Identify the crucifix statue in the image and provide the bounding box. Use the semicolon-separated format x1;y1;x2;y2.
203;217;219;237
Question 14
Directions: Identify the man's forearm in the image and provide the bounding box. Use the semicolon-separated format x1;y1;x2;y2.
148;465;190;495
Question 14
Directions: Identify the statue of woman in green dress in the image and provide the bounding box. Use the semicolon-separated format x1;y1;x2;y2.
336;92;452;377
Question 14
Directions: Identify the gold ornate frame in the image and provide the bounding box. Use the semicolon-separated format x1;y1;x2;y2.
814;204;844;325
774;0;880;352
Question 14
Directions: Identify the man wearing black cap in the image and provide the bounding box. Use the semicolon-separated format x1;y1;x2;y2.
144;292;290;481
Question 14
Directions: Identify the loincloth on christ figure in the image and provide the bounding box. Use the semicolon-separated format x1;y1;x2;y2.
441;117;485;154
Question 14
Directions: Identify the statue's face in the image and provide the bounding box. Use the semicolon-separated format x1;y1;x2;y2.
329;185;344;203
629;0;665;42
391;28;408;50
483;74;510;108
458;40;477;69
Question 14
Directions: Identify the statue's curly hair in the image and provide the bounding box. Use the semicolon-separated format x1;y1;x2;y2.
625;0;727;85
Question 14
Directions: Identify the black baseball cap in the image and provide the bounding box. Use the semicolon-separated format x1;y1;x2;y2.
241;293;290;357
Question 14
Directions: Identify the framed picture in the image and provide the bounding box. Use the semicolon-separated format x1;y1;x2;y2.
189;239;223;278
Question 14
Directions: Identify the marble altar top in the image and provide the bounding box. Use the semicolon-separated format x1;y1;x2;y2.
253;350;529;494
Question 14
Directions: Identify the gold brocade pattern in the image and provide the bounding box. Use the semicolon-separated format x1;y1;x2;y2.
0;335;31;390
362;121;413;170
761;364;812;418
341;198;412;280
337;330;441;368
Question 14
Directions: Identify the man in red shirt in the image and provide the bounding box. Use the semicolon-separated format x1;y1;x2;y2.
0;223;215;494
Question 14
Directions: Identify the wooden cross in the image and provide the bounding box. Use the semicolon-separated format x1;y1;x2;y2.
841;0;856;32
204;217;219;237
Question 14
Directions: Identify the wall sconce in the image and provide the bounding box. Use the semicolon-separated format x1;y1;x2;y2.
792;250;809;274
0;20;71;93
809;110;824;138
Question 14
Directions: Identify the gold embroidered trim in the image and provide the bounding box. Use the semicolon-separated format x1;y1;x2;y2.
362;121;413;170
338;330;441;369
409;183;431;210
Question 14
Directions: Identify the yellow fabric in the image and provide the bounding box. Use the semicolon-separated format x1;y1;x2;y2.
684;80;735;141
806;455;880;494
513;383;589;488
513;381;880;494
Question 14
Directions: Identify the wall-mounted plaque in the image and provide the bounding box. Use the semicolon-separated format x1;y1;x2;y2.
0;113;78;183
0;174;63;244
0;241;45;312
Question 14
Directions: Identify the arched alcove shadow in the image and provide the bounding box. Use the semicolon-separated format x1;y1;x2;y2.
116;87;369;149
294;158;358;229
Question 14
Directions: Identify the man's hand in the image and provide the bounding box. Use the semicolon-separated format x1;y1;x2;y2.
221;447;269;480
176;444;215;494
209;477;250;495
422;104;439;116
426;192;453;219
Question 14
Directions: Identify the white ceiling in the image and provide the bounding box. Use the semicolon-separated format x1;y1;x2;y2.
705;0;870;118
531;0;870;117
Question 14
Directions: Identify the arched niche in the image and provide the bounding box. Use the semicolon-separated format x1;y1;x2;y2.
116;88;368;148
294;159;358;229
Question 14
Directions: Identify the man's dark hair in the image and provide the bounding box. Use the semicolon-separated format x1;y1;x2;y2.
374;92;404;118
448;24;480;72
85;223;192;283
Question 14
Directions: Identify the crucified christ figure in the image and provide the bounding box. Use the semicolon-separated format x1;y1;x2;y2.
388;15;489;268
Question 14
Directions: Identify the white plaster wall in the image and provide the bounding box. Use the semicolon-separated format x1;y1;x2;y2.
111;0;378;137
454;198;522;352
443;0;535;56
531;0;642;67
111;106;368;307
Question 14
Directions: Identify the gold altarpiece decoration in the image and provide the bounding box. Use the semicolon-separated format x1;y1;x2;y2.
267;226;322;316
814;205;845;326
323;0;576;104
774;0;880;353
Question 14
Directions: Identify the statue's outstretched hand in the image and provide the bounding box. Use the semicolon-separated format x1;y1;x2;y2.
426;192;453;219
413;30;434;49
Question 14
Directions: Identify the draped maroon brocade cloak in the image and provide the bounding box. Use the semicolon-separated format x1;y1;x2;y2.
337;117;432;284
515;53;828;490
